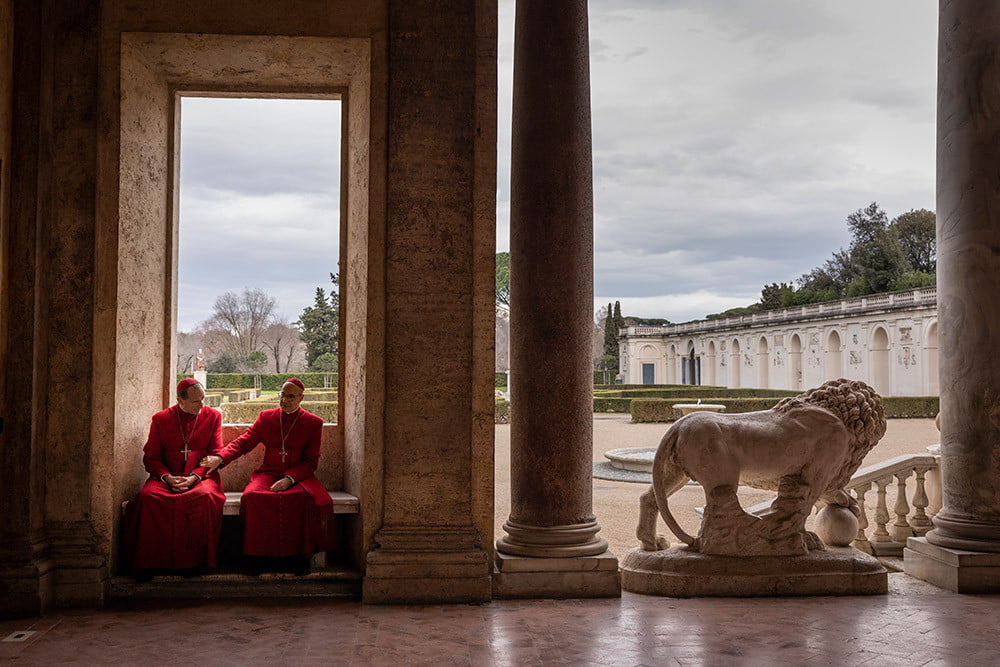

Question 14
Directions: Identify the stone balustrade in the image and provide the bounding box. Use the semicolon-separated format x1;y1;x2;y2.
847;452;940;556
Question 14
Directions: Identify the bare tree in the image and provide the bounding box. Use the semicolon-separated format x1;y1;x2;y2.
203;288;277;361
261;322;304;373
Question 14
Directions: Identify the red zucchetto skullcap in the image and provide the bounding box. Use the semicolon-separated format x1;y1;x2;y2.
177;377;201;393
284;378;305;390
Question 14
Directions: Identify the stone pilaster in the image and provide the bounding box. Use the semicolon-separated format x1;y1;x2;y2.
495;0;619;598
906;0;1000;591
362;0;496;604
0;0;54;619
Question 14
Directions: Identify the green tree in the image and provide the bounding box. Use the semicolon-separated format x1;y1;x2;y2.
297;273;340;369
496;252;510;312
603;301;617;357
613;300;626;333
206;351;239;373
245;349;267;372
846;202;907;294
311;351;339;373
890;208;936;274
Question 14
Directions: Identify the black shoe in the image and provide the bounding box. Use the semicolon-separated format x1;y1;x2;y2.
135;570;154;583
180;567;201;579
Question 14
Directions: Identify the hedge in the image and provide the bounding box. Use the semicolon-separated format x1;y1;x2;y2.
495;399;510;424
630;397;785;422
593;397;633;413
883;396;939;418
221;401;338;424
495;372;508;388
177;373;338;390
596;387;799;400
631;395;940;422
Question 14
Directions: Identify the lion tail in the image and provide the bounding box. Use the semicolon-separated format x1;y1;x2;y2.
652;425;696;546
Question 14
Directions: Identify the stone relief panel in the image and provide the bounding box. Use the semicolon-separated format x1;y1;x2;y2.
898;346;917;368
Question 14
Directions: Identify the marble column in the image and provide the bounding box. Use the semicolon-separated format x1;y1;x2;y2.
905;0;1000;592
495;0;619;598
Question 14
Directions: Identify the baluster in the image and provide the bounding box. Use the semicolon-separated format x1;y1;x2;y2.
871;476;893;543
851;482;873;554
910;466;933;535
891;469;914;542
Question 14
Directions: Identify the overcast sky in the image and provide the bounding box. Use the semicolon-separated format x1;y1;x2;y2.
178;0;937;331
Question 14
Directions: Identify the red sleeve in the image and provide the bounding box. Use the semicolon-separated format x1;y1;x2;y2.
217;412;264;464
141;416;170;479
191;409;223;478
285;419;322;483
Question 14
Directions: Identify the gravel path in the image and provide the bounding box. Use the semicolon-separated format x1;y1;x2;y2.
494;416;940;558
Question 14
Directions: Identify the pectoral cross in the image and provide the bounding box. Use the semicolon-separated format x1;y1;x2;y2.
280;447;288;462
181;443;191;458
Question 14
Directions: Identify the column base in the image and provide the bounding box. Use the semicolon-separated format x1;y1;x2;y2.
496;519;608;557
0;538;55;619
492;550;621;599
46;522;108;608
904;536;1000;593
363;526;491;604
925;512;1000;553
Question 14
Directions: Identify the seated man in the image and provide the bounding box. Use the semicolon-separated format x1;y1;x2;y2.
122;378;225;579
201;378;333;574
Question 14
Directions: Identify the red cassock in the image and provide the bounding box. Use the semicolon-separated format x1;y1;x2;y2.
217;407;333;557
122;405;225;571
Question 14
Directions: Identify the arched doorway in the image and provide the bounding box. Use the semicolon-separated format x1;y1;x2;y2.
826;330;842;380
925;321;939;396
639;344;659;385
871;327;891;395
757;336;769;389
789;333;803;391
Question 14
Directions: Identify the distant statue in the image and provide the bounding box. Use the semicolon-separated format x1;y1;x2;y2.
636;378;886;557
195;349;206;371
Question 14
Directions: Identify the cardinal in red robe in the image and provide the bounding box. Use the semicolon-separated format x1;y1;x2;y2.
122;378;225;576
202;378;333;569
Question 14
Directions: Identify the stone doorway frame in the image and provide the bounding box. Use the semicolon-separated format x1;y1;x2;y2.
97;33;375;573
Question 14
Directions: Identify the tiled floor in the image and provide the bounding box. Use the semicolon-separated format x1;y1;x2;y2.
1;574;998;665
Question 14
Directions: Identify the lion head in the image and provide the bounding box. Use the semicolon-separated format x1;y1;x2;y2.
775;378;887;490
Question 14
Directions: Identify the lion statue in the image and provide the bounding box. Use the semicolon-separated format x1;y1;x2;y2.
636;378;886;557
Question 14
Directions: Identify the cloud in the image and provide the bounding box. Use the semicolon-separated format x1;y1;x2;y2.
177;98;341;331
176;2;937;331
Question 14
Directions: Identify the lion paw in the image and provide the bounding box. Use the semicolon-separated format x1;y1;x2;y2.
639;536;670;552
804;531;826;551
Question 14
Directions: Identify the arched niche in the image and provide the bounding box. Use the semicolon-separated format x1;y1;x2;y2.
826;329;843;380
757;335;769;389
871;326;891;395
789;333;802;391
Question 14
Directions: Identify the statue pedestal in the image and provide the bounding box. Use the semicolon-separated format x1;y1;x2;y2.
621;545;886;597
194;370;207;387
904;537;1000;593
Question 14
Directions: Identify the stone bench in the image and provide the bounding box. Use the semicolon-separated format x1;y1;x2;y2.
222;490;358;515
123;490;360;515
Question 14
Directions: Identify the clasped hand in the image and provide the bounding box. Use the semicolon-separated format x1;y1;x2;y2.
163;474;197;493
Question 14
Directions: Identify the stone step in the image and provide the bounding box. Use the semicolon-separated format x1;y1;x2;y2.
108;566;362;600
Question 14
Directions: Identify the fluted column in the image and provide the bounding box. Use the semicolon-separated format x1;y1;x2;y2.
925;0;1000;553
497;0;607;559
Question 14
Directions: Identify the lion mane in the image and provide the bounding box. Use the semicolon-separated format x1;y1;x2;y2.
773;377;887;492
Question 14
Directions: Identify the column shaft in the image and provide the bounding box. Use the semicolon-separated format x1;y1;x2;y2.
498;0;606;558
926;0;1000;552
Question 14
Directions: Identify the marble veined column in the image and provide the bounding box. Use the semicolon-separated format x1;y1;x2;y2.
498;0;608;560
924;0;1000;553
